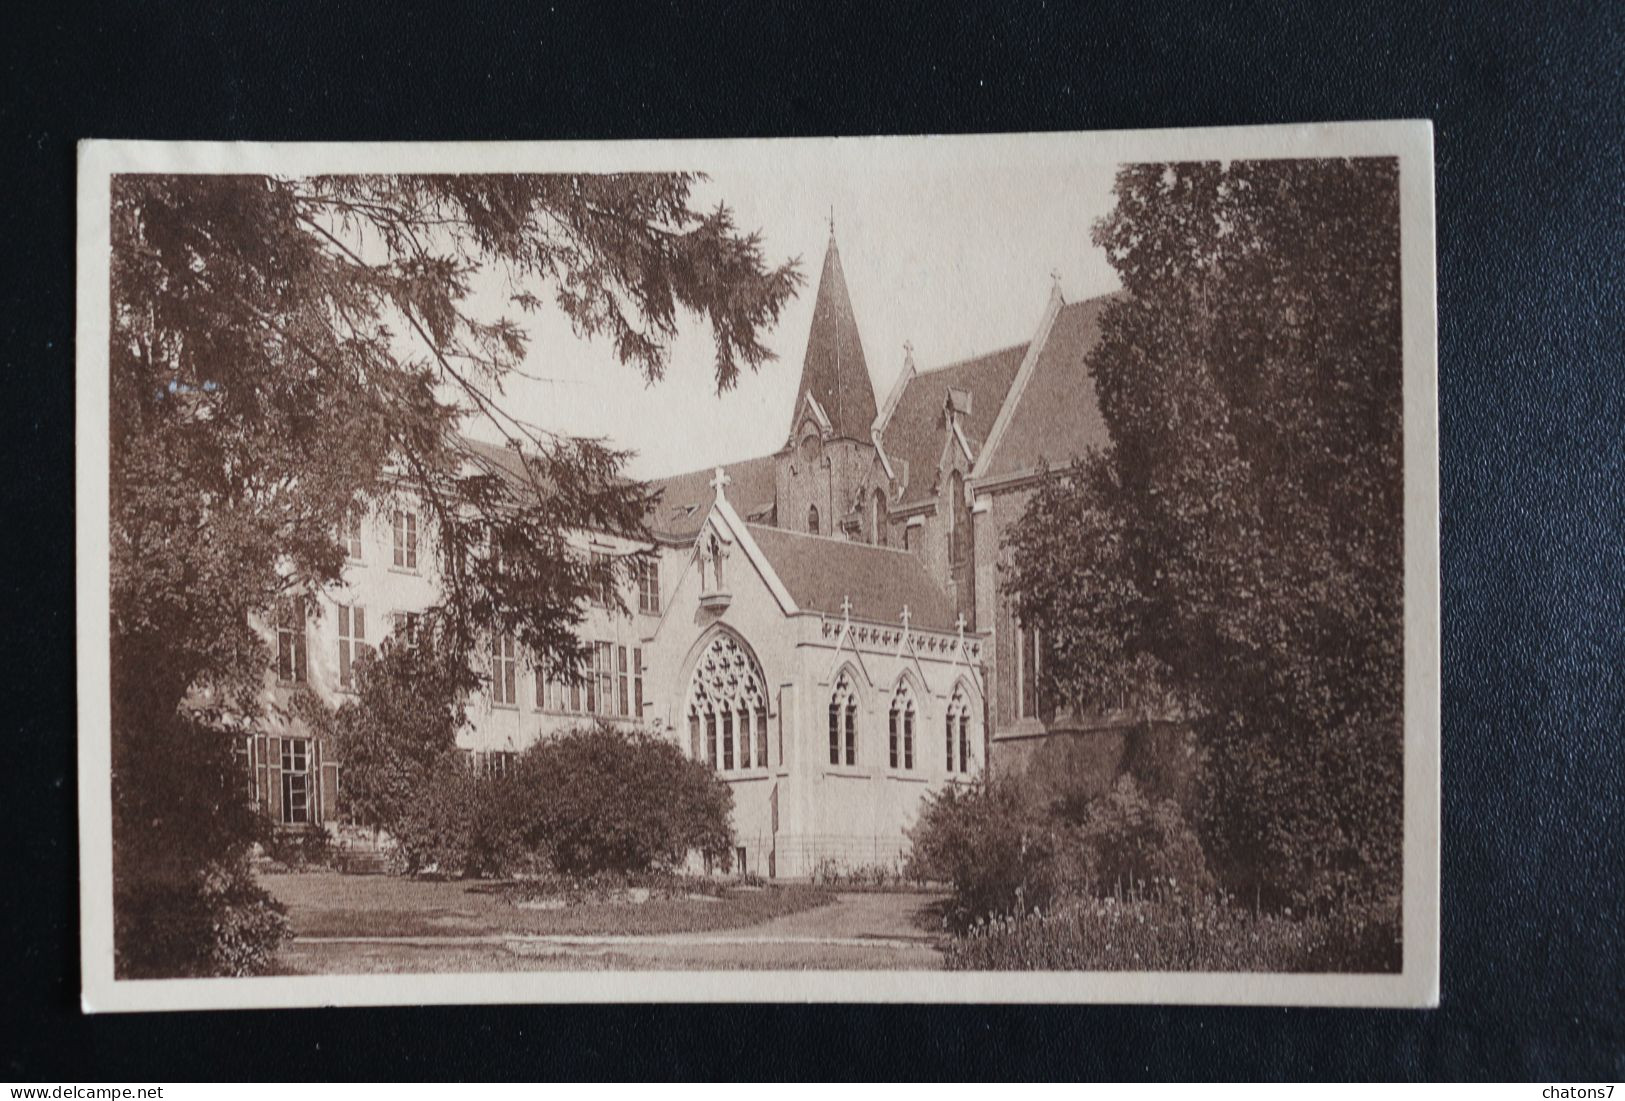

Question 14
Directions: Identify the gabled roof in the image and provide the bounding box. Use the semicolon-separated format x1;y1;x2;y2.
876;342;1028;507
647;453;779;541
791;233;878;442
745;524;962;632
976;295;1119;482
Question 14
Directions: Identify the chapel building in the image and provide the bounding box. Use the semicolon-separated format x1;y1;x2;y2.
245;226;1132;879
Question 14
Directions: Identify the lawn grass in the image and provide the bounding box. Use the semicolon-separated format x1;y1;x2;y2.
262;871;835;939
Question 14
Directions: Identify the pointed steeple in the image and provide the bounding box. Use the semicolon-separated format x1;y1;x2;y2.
790;226;878;442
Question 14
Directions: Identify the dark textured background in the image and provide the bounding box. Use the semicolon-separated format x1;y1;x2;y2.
2;0;1620;1081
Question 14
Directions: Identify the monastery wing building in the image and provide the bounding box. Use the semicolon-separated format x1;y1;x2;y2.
246;227;1128;879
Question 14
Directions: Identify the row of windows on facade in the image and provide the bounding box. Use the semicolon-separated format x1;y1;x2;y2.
341;510;663;615
827;675;976;774
805;473;970;567
276;603;646;719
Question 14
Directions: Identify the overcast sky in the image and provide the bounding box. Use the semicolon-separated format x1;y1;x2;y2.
473;154;1126;480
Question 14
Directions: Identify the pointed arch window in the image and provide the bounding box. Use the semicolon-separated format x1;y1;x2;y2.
685;633;769;774
807;504;820;535
947;684;975;774
888;681;917;770
828;672;858;766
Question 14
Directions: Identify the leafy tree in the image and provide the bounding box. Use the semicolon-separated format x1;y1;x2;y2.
1004;158;1403;911
109;173;800;974
519;725;735;875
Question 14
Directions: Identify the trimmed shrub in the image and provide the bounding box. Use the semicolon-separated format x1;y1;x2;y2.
906;780;1066;932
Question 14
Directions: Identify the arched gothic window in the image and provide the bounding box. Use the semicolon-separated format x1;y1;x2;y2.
946;683;974;775
828;672;858;767
807;504;820;535
686;633;769;774
888;681;917;770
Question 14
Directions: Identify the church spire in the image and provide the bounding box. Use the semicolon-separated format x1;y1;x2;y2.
790;225;878;443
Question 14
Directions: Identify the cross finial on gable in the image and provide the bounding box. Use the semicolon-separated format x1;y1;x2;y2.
840;595;853;620
710;466;731;497
955;612;967;635
900;605;912;631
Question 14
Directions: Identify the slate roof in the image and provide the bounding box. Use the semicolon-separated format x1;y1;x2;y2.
745;524;963;632
792;234;878;442
977;295;1119;481
877;342;1028;507
647;453;779;541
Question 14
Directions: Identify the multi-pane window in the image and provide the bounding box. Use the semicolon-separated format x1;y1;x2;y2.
276;599;307;685
392;611;422;650
337;605;368;691
636;557;660;615
473;750;517;777
344;512;364;562
589;550;614;607
828;673;858;767
616;646;630;717
633;649;644;718
889;684;916;770
280;737;311;825
392;509;418;570
685;633;768;773
492;634;518;706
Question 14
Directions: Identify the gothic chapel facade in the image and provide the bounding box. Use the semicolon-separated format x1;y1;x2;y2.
249;226;1130;878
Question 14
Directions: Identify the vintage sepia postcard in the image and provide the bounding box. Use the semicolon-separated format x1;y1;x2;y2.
76;122;1438;1011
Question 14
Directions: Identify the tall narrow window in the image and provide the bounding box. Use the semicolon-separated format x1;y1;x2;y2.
948;684;974;774
807;505;820;534
948;470;965;566
276;599;307;684
755;709;768;771
492;634;517;706
392;510;418;570
338;605;367;691
721;710;735;770
872;489;888;546
889;682;917;770
738;706;752;769
705;709;718;767
637;557;661;615
688;709;702;761
594;641;614;715
829;672;858;767
617;645;630;717
344;513;364;562
633;648;644;718
280;737;311;825
1018;625;1042;720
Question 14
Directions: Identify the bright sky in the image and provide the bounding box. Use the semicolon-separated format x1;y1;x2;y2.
471;155;1125;480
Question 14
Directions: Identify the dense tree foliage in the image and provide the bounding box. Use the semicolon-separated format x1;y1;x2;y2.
1003;159;1403;911
108;173;799;974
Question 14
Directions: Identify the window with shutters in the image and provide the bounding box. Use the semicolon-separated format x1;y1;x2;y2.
337;605;369;691
492;634;518;707
276;598;307;684
392;509;418;571
280;737;312;825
